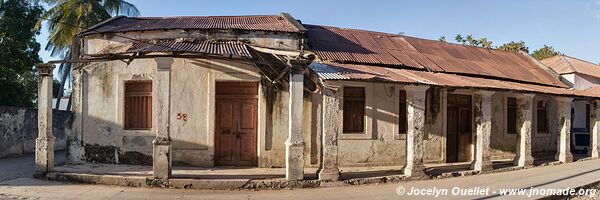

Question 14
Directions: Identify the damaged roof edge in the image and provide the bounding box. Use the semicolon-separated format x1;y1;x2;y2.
78;15;127;36
279;13;307;33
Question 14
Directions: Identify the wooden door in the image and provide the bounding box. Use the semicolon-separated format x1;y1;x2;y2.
446;94;472;163
215;82;258;166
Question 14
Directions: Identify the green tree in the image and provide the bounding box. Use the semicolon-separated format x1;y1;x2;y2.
531;45;561;61
0;0;43;107
497;41;529;53
35;0;140;108
453;34;493;48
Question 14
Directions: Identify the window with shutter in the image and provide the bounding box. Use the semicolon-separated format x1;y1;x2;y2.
507;97;517;134
124;81;152;130
536;100;548;133
399;90;407;134
343;87;365;133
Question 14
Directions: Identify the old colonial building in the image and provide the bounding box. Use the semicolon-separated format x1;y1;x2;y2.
34;13;600;182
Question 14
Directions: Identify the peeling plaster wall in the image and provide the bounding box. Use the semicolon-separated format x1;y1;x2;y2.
78;57;296;166
76;29;305;167
489;92;516;160
83;29;302;56
0;106;70;158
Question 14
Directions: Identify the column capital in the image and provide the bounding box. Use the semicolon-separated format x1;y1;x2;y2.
403;84;429;92
516;93;535;99
474;90;495;96
36;64;55;76
155;57;174;71
288;59;309;73
556;96;574;103
322;82;341;92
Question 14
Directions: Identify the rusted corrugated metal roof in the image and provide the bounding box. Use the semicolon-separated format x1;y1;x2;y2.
306;25;566;88
542;55;600;79
127;41;252;58
81;15;302;35
310;62;600;98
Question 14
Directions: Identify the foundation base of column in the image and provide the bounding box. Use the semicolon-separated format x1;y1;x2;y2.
589;150;599;159
471;160;493;172
513;155;534;167
403;164;428;179
318;168;340;181
555;152;574;163
285;142;304;181
35;137;55;174
152;139;172;180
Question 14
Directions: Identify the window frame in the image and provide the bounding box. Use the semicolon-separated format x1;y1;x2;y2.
123;80;153;130
342;86;366;134
536;100;549;133
506;97;517;135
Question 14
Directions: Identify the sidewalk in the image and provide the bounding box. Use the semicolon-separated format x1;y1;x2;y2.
2;157;600;199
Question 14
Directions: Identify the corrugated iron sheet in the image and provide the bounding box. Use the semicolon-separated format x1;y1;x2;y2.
310;62;600;98
82;15;301;35
306;25;566;88
542;55;600;80
127;41;252;58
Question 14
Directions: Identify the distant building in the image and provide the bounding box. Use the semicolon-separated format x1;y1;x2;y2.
52;96;70;111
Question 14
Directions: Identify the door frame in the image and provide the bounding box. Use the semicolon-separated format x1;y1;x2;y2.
214;81;259;166
444;90;475;163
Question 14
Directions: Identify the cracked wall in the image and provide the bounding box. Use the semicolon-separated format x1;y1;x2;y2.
0;106;70;158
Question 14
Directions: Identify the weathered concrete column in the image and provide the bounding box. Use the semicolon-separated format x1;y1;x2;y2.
590;100;600;159
286;59;306;180
555;97;574;163
318;84;341;181
403;85;429;178
514;93;534;167
153;58;173;180
471;90;494;172
34;63;56;177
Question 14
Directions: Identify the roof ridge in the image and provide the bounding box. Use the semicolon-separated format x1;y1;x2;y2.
563;55;600;67
305;24;527;57
560;55;578;74
132;15;282;19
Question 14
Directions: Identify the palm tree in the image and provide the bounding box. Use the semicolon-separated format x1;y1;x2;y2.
35;0;139;109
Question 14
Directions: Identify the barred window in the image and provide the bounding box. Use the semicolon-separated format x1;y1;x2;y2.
124;81;152;130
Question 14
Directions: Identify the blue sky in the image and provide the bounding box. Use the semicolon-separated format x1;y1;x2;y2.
37;0;600;68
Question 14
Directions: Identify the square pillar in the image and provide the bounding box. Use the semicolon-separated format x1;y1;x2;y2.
514;93;534;167
590;100;600;159
318;85;341;181
403;85;429;178
286;60;306;180
35;63;56;177
471;90;494;172
153;58;173;180
555;97;573;163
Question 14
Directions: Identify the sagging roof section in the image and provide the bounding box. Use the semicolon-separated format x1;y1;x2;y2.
542;55;600;79
305;25;566;88
80;14;303;35
310;62;598;98
127;41;252;58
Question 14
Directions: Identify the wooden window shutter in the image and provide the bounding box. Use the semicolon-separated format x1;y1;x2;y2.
536;100;548;133
343;87;365;133
399;90;407;134
124;81;152;130
507;97;517;134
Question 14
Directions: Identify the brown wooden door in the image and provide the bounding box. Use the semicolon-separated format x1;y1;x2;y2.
215;82;258;166
446;94;472;163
